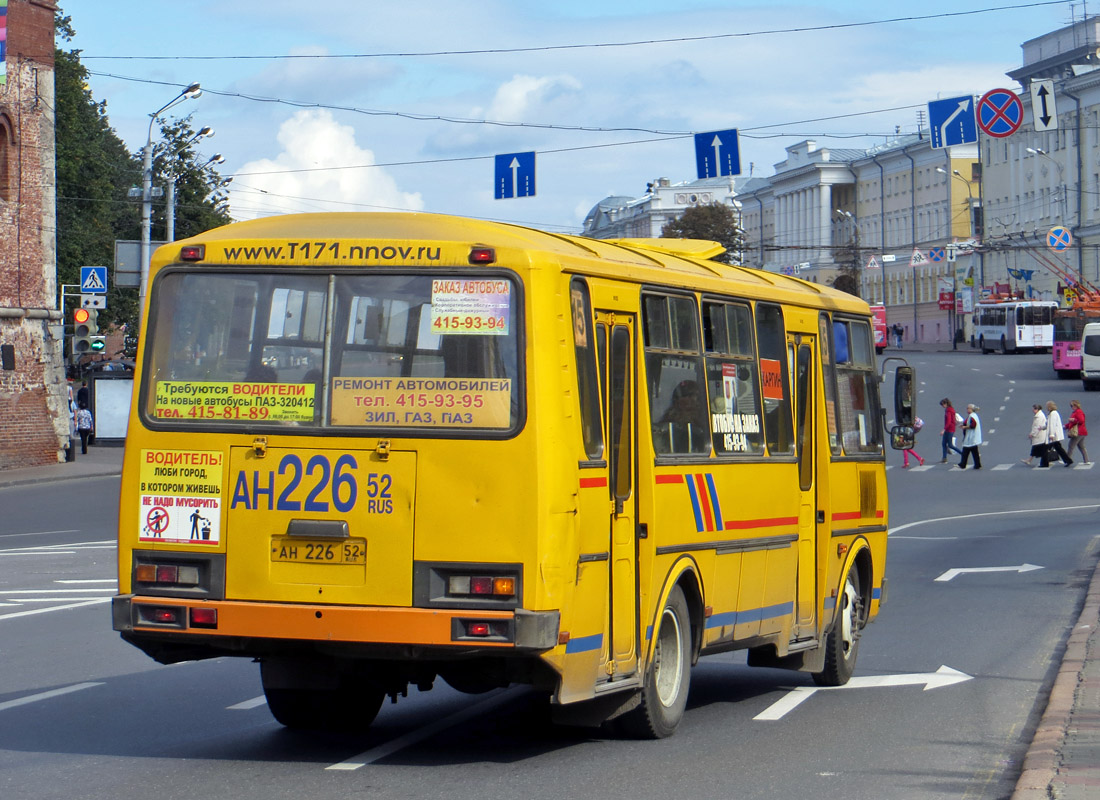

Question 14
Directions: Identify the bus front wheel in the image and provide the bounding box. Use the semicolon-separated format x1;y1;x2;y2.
618;585;692;739
261;658;385;731
812;567;864;687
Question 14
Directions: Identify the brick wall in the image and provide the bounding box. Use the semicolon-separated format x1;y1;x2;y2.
0;0;68;469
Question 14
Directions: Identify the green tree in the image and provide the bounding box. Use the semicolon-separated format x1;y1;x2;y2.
55;12;141;340
660;203;745;265
54;9;232;359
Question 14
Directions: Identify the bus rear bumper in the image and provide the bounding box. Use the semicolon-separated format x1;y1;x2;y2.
113;595;560;653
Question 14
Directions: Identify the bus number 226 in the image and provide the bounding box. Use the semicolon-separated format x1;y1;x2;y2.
229;454;392;514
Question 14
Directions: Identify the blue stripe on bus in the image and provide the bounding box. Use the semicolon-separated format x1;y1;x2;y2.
872;586;881;599
704;602;794;629
565;633;603;654
684;477;706;532
704;473;724;531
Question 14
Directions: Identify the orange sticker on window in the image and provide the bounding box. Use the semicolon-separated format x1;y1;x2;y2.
760;358;784;400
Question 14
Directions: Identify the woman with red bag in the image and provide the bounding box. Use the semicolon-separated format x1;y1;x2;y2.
1065;399;1090;465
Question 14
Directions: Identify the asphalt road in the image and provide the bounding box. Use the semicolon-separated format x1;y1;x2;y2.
1;350;1097;800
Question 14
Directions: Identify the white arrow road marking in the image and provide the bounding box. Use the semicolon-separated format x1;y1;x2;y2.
754;666;972;721
935;564;1043;582
0;682;103;713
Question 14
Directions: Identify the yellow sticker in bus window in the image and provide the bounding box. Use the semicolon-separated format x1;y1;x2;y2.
138;449;224;545
330;377;512;428
429;279;510;335
154;381;316;422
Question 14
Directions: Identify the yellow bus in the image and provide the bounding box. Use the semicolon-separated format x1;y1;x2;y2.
113;212;912;738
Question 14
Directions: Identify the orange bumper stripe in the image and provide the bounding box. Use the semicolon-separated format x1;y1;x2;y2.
129;597;516;647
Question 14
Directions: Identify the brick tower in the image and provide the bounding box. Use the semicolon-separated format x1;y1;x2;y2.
0;0;67;468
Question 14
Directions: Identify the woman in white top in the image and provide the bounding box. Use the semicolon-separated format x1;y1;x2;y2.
957;404;983;470
1022;404;1049;467
1045;400;1074;466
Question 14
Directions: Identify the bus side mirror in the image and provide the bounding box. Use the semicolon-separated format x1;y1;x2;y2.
890;425;916;451
894;366;915;428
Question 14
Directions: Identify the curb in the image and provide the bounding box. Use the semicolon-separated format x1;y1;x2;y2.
1012;542;1100;799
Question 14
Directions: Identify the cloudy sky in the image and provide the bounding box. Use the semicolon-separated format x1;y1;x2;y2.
65;1;1076;233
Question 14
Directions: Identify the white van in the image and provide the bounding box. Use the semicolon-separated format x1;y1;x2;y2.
1081;322;1100;390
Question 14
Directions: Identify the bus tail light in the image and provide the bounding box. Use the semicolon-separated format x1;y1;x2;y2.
455;619;511;640
180;244;205;261
468;246;495;264
447;574;517;598
135;561;201;587
190;607;218;628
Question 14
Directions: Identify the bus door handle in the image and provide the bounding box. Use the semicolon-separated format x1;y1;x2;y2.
817;510;825;524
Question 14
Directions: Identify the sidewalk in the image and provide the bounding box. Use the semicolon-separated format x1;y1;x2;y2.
0;445;1096;794
0;443;123;489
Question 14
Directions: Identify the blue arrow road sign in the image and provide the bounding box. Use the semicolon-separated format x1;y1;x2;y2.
928;95;977;149
695;129;741;179
494;152;536;199
80;266;108;294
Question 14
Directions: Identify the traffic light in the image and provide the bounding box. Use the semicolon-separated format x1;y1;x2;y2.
73;308;101;355
73;308;92;355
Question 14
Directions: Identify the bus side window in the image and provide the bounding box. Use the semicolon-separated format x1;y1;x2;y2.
819;314;842;455
833;319;882;454
570;278;605;460
644;293;709;456
703;300;764;456
755;303;793;455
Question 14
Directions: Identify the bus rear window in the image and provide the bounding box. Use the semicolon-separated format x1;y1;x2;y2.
144;271;521;433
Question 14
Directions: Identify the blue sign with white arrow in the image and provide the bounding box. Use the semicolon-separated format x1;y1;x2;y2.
494;152;536;199
80;266;108;295
695;129;741;179
928;95;977;149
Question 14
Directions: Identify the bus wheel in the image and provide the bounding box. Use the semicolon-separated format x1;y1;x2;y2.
618;585;692;739
261;659;385;731
813;568;864;687
979;337;989;354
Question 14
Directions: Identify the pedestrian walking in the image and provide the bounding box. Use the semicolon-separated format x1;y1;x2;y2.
1021;403;1050;467
939;398;964;462
75;401;94;456
1046;400;1074;466
902;416;925;468
892;323;903;348
1065;399;1090;464
956;404;982;470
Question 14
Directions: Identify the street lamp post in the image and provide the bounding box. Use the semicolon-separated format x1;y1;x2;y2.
165;134;219;243
139;82;202;334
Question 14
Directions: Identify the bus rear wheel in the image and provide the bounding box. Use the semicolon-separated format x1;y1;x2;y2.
617;585;692;739
979;336;990;354
261;658;385;731
813;567;864;687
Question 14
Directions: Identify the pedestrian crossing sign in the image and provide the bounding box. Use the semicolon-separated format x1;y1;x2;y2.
80;266;108;294
909;249;928;267
865;256;880;270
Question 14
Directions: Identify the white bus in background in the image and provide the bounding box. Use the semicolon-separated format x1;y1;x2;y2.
973;299;1058;354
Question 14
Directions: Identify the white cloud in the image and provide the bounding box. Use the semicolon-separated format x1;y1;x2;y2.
228;109;424;219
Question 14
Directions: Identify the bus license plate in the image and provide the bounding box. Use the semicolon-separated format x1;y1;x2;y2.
270;538;366;565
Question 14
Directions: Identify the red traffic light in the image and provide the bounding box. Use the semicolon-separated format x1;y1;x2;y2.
74;308;91;324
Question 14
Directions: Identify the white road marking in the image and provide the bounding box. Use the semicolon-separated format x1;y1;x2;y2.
935;564;1044;582
0;682;103;712
0;597;111;620
0;529;81;538
327;688;524;770
55;579;116;584
755;666;973;720
890;504;1100;535
0;588;118;594
228;696;268;710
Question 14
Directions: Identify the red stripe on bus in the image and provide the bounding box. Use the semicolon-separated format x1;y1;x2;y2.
693;474;715;532
579;476;608;488
655;474;684;484
723;517;799;530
